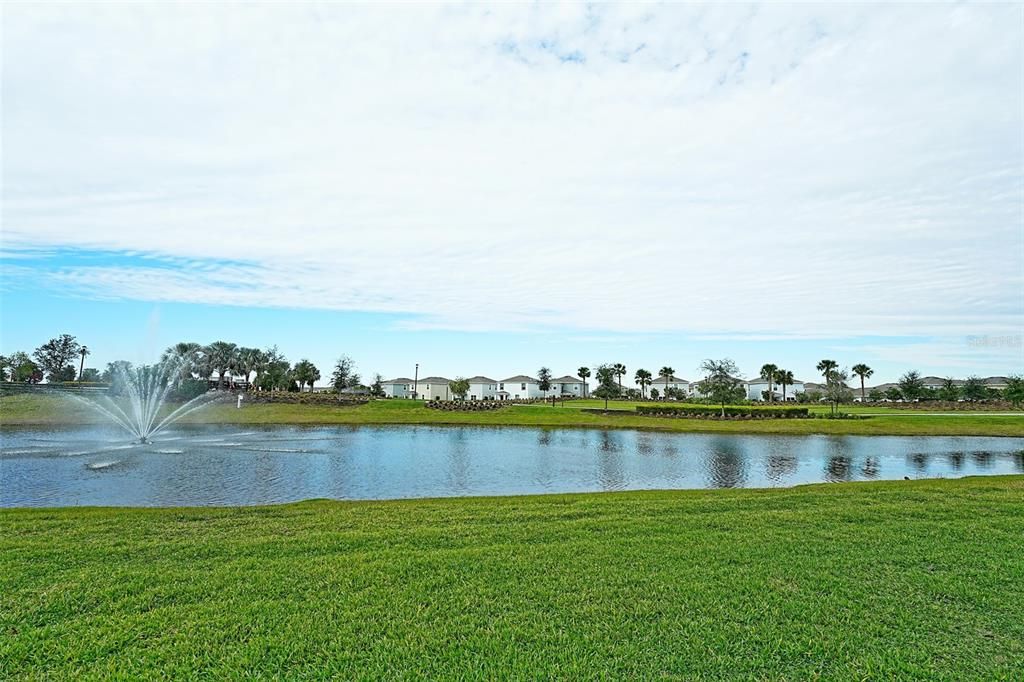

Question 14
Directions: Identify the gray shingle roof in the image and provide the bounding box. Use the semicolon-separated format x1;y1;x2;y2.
466;376;497;383
501;375;538;383
381;378;413;384
553;375;583;383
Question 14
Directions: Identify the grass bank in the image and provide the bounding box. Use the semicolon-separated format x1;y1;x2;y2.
2;476;1022;678
3;393;1023;436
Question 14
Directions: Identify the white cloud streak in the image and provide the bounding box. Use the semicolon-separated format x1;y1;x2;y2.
2;2;1021;338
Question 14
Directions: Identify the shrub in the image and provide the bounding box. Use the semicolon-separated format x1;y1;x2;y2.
636;405;810;419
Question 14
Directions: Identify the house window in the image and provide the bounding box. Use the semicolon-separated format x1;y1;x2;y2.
521;383;526;390
500;383;504;390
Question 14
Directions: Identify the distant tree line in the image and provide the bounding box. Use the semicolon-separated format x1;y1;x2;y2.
0;335;386;399
3;335;1021;408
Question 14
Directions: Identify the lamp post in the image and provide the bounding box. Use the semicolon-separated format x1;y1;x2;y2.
413;363;419;400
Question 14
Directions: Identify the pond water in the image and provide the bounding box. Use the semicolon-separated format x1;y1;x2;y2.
1;425;1022;507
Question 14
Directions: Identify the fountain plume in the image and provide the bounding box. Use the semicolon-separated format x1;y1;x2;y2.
63;359;222;443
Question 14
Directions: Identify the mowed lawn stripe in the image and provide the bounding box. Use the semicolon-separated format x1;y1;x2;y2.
2;476;1023;678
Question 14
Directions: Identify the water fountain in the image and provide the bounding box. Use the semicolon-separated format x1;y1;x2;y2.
63;360;223;443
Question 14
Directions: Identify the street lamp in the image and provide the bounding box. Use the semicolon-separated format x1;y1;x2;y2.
413;363;419;400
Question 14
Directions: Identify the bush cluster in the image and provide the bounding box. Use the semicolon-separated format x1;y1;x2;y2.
636;405;810;419
425;400;508;412
244;392;368;406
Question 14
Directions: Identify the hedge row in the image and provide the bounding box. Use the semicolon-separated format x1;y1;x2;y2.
636;405;810;419
425;401;508;412
244;392;368;406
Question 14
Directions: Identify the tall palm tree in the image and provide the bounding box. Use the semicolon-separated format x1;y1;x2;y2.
161;342;203;380
613;363;626;390
577;367;590;398
774;369;794;401
250;349;269;391
234;347;261;390
759;363;778;402
77;346;90;382
816;359;838;386
634;369;652;399
851;364;873;402
204;341;238;389
658;366;674;399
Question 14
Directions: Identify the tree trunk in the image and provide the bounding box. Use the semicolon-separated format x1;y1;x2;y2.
860;377;865;402
78;354;85;382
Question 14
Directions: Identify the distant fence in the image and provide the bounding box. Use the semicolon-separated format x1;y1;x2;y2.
0;382;110;395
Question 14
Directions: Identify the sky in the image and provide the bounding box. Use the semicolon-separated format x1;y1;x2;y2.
1;2;1022;385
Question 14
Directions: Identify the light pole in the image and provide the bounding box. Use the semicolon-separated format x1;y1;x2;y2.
413;363;419;400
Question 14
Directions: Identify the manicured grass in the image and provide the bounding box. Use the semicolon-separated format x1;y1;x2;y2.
3;392;1023;436
2;476;1022;678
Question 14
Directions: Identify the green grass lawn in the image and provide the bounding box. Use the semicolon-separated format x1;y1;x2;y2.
3;392;1023;436
2;476;1022;678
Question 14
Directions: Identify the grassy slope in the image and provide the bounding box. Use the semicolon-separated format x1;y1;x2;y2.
2;477;1022;678
3;393;1023;436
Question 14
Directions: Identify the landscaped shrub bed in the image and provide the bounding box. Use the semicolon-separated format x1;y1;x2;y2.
243;392;368;407
636;405;810;419
425;401;508;412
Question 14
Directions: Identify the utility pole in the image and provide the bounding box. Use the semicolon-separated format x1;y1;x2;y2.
413;363;419;400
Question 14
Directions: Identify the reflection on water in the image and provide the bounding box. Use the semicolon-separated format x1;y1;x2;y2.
1;425;1022;507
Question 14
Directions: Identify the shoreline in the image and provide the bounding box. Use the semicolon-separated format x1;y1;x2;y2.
2;393;1023;437
4;416;1024;440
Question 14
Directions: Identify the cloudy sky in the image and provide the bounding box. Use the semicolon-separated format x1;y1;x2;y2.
2;2;1021;383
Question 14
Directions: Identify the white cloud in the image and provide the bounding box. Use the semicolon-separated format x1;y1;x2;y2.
2;2;1021;338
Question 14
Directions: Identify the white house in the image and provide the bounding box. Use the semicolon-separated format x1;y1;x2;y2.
467;376;499;400
651;375;689;398
552;375;586;397
497;375;544;400
380;378;414;398
744;378;806;401
416;376;452;401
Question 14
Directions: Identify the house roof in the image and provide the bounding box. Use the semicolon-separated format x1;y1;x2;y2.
466;376;497;383
984;376;1010;385
418;376;450;383
381;378;413;384
655;375;689;383
501;375;537;383
553;375;584;383
747;378;806;386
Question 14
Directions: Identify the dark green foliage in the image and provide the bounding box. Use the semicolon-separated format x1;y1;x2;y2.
448;377;470;400
898;370;925;401
168;378;210;403
1005;375;1024;407
32;334;81;381
961;376;988;401
637;405;810;418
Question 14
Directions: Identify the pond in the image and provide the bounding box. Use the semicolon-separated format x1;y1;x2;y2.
1;425;1022;507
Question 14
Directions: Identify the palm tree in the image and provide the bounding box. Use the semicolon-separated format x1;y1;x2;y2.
162;342;202;380
204;341;238;389
77;346;90;382
774;369;794;401
851;364;873;402
816;359;838;385
250;349;269;391
234;347;262;390
658;366;674;399
613;363;626;390
293;359;317;392
759;363;778;402
577;367;590;398
634;369;652;399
